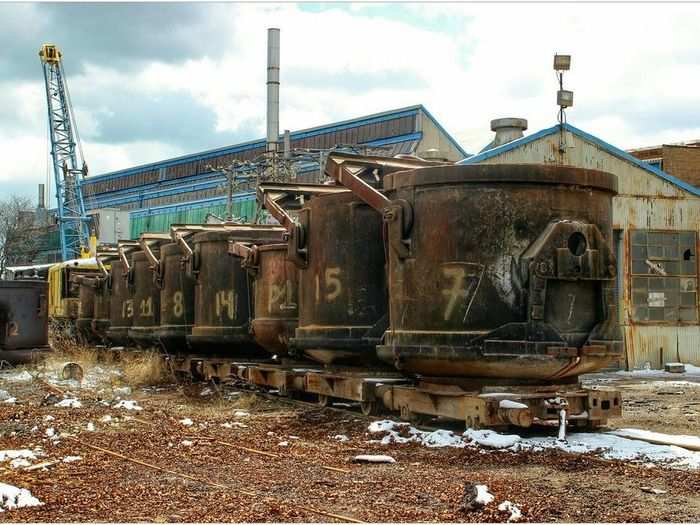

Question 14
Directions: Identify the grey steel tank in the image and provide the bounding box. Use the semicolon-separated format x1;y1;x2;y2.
76;276;98;343
91;275;110;344
156;241;196;353
128;250;161;348
106;242;138;346
232;242;299;356
0;280;50;363
187;225;285;354
288;191;388;365
346;163;622;382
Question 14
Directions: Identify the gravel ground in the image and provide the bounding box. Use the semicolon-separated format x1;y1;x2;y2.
0;364;699;523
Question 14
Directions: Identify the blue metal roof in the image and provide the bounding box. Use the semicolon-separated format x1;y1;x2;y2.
459;123;700;198
86;105;466;185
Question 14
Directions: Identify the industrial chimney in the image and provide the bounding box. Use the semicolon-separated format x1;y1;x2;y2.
266;28;280;156
38;183;45;209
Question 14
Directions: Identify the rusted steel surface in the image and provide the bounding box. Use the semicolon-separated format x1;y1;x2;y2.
368;163;622;381
128;249;162;348
106;242;139;346
91;275;110;343
76;276;98;343
289;191;389;365
0;280;50;362
233;243;299;356
157;241;196;353
188;225;285;355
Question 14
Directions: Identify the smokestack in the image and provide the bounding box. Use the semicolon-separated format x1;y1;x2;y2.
283;129;291;160
266;28;280;155
38;183;45;209
490;118;528;148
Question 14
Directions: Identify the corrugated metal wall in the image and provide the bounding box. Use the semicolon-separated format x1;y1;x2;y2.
129;197;258;238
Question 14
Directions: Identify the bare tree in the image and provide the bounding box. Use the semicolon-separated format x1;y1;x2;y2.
0;195;41;276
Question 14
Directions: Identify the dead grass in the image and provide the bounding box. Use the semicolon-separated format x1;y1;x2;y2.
120;350;173;387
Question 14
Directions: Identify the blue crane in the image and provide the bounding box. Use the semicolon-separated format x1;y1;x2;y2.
39;44;91;261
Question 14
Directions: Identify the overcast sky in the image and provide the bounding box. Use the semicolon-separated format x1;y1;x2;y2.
2;2;700;202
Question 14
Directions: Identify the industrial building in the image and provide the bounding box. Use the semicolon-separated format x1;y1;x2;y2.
628;140;700;188
462;120;700;369
34;104;466;262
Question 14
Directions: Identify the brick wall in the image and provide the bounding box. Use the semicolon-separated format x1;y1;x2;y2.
663;145;700;187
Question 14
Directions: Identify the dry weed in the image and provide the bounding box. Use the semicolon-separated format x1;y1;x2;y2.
120;351;173;386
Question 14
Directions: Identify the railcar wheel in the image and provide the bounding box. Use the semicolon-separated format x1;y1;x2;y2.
318;394;330;407
360;400;380;416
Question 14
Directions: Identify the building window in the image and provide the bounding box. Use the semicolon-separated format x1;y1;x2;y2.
630;230;698;323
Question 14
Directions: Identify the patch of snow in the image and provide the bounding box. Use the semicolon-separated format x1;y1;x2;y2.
86;422;95;432
113;400;142;411
1;371;33;383
278;441;289;447
352;454;396;464
55;398;82;408
464;429;521;449
9;459;31;469
0;482;43;510
499;400;528;410
181;440;193;447
498;501;522;521
266;431;275;436
30;426;38;433
112;386;131;397
288;435;300;440
43;415;54;422
62;456;82;463
179;418;193;427
44;428;55;439
3;397;16;404
221;423;233;429
616;363;700;377
610;428;700;451
475;484;494;505
516;432;700;469
233;410;249;418
0;389;11;401
199;387;213;397
231;422;248;428
100;415;113;423
368;419;465;448
333;434;350;442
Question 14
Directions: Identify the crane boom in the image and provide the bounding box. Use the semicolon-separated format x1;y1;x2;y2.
39;43;90;261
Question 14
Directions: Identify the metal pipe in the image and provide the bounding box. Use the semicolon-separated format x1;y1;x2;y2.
283;129;291;160
266;28;280;155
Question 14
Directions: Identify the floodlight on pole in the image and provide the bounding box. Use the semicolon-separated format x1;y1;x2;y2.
554;52;573;152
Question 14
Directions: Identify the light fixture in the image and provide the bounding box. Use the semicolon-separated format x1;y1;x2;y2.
553;54;571;71
557;89;574;108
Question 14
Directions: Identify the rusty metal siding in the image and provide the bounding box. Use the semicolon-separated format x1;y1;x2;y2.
624;325;700;368
477;133;689;198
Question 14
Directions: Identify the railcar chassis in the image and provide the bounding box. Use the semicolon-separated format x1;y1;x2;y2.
171;356;621;430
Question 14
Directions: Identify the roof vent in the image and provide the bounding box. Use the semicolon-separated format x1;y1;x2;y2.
420;148;449;162
481;118;528;152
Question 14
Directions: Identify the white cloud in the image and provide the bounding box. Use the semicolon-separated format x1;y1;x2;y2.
2;3;700;200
